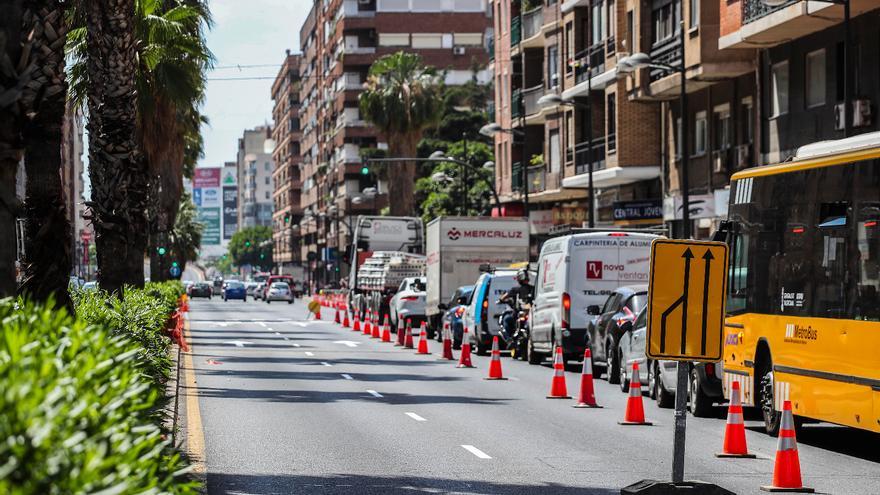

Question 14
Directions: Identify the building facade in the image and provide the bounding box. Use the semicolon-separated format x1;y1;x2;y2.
296;0;492;287
236;126;275;229
272;52;304;275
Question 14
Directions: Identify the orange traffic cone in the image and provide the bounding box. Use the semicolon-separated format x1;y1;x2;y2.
342;309;350;328
547;346;571;399
371;313;381;338
717;381;755;458
416;323;431;354
394;319;405;346
456;326;475;368
439;321;454;360
315;305;322;320
484;336;507;380
761;401;813;493
334;307;341;324
381;315;392;342
619;362;651;425
404;320;414;348
573;348;601;408
352;311;361;332
363;309;372;335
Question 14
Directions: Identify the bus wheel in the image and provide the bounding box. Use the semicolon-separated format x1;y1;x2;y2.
759;364;782;437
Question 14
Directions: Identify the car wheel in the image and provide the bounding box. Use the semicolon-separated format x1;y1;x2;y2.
288;299;293;304
648;361;658;400
527;336;542;365
655;362;675;408
606;340;621;385
759;364;782;436
267;300;271;304
475;335;489;356
619;350;630;393
688;366;714;418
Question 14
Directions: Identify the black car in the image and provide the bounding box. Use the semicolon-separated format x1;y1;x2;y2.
188;282;213;299
586;285;648;384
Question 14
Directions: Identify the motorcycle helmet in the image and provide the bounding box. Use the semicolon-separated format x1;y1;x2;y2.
515;268;530;284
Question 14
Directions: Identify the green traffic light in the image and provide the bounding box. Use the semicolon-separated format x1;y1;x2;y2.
360;166;369;175
157;247;167;256
259;253;265;259
172;261;179;268
245;241;251;247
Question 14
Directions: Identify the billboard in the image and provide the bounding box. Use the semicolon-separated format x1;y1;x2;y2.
193;168;221;188
198;207;221;246
194;168;222;246
222;186;238;240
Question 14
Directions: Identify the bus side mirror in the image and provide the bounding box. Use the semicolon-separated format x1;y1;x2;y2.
587;305;601;316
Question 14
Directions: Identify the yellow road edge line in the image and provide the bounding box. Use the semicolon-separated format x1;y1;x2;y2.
183;314;207;477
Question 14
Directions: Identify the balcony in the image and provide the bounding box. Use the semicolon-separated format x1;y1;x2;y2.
511;161;523;191
512;89;523;119
568;138;606;175
336;107;366;128
336;72;363;92
337;0;376;19
522;84;545;118
649;38;682;83
743;0;795;24
527;165;545;194
563;45;618;99
333;143;361;165
521;8;544;48
511;16;521;47
343;36;376;55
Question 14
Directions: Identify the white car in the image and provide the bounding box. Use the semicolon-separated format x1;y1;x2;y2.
617;306;676;408
389;277;427;331
266;282;293;304
245;282;260;297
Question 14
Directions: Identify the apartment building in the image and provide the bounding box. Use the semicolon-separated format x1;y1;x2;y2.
236;126;275;229
271;52;304;275
297;0;492;287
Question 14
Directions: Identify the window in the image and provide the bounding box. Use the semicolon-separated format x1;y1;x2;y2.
607;1;616;46
549;130;560;173
689;0;699;29
805;49;826;108
607;93;617;152
714;106;731;151
565;23;574;74
265;176;270;185
453;33;483;46
265;162;271;171
591;1;605;45
652;0;676;45
378;33;409;47
265;191;270;200
770;60;789;117
626;10;634;52
694;111;707;155
741;98;754;144
675;117;682;158
548;45;559;88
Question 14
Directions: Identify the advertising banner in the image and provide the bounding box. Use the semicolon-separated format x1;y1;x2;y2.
200;187;221;208
222;186;238;240
193;167;221;188
198;207;221;245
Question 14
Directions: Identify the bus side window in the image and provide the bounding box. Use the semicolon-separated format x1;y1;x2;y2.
727;231;748;314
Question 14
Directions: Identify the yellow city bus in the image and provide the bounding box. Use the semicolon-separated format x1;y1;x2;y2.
719;132;880;435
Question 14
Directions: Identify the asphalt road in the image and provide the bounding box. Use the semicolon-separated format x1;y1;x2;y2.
185;298;880;495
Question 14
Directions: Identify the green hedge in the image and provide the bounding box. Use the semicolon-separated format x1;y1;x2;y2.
0;298;198;494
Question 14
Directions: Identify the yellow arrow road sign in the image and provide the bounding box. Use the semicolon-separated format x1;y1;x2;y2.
646;239;728;362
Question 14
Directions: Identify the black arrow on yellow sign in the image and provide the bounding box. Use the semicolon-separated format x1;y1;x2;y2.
700;249;714;356
660;248;693;354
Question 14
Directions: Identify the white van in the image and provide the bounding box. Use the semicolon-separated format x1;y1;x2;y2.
529;231;661;364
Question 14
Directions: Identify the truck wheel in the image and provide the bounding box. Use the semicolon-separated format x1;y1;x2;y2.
527;336;542;365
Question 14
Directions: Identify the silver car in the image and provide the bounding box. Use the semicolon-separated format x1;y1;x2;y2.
266;282;293;304
617;307;677;408
389;277;427;331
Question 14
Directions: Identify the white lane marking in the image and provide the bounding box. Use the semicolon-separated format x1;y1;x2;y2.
223;340;252;347
268;327;275;332
333;340;360;348
405;412;427;422
461;445;492;459
257;322;267;327
508;376;520;381
305;351;314;356
291;343;300;347
366;390;383;398
321;361;332;367
283;336;290;340
274;331;281;336
341;374;353;380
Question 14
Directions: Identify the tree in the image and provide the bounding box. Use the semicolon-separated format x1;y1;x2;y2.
169;191;202;277
18;1;73;309
415;140;494;223
359;52;442;216
228;226;273;270
0;0;27;297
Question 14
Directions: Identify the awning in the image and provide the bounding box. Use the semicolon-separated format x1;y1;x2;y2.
562;166;661;189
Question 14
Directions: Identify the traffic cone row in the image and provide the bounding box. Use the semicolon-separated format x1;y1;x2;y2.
334;307;341;324
363;309;372;336
546;346;571;399
404;320;414;349
342;309;350;328
439;321;454;360
352;311;361;332
381;315;392;342
483;336;506;380
573;349;600;408
456;327;474;368
416;323;430;354
371;312;381;339
395;319;406;346
618;362;651;425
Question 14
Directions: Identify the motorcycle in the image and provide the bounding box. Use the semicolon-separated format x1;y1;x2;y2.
497;300;531;361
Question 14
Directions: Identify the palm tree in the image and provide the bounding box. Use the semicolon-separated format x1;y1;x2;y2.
18;1;73;308
359;52;442;216
0;0;28;297
170;190;202;276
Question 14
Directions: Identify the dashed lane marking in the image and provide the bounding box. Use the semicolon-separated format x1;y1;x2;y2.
405;412;427;422
341;374;353;380
321;361;333;367
291;343;300;347
461;445;492;459
366;390;383;398
257;322;267;327
305;351;314;356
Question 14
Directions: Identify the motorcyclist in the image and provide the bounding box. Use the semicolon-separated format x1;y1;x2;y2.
499;269;534;342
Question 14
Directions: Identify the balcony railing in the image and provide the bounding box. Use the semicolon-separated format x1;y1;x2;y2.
649;37;682;82
742;0;796;24
573;44;606;85
527;165;545;194
511;16;522;46
511;161;523;191
522;8;544;41
568;137;606;175
512;89;523;118
522;84;545;117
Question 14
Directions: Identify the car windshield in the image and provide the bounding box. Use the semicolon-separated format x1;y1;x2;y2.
411;279;426;292
272;282;289;289
226;281;244;289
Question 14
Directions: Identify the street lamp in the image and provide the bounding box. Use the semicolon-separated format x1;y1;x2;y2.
760;0;851;136
479;123;528;214
618;49;690;240
538;92;596;228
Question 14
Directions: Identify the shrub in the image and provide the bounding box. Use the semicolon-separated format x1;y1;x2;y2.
0;299;199;494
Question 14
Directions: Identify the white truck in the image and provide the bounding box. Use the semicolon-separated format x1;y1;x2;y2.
425;217;530;337
347;216;424;318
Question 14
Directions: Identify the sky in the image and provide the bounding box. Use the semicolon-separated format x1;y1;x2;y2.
199;0;311;169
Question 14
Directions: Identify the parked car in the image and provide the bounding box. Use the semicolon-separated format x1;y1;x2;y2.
464;269;520;355
389;277;427;332
531;231;660;365
617;306;676;408
262;275;295;300
587;285;648;384
189;282;213;299
253;282;265;300
222;280;247;301
212;277;224;291
437;285;474;348
266;282;294;304
689;361;725;417
245;282;260;297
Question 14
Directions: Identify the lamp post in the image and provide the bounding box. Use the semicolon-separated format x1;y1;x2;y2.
479;123;528;214
761;0;851;136
537;92;596;228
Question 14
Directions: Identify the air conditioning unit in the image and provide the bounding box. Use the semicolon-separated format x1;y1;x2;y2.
735;144;752;169
453;46;466;55
712;150;729;174
835;99;874;130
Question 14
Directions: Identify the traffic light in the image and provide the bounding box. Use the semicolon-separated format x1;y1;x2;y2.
172;261;179;268
284;214;291;224
245;241;251;247
157;247;167;256
360;164;370;175
259;253;265;260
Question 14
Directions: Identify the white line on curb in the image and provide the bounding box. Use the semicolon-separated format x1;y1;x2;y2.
341;374;353;380
461;445;492;459
321;362;332;367
305;351;314;356
405;412;427;422
366;390;383;398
